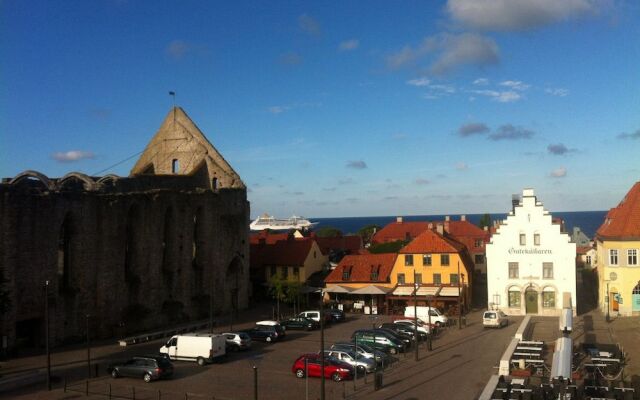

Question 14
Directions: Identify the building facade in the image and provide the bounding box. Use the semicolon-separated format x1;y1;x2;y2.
0;107;250;349
595;181;640;316
486;189;577;316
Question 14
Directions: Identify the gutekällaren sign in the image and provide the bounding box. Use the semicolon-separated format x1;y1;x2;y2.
508;247;553;255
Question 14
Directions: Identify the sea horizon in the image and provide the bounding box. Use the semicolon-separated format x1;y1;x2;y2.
311;210;607;239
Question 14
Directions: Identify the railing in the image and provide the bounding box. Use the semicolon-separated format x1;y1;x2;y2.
118;320;211;346
64;378;234;400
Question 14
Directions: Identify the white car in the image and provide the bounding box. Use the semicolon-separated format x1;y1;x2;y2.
482;311;508;328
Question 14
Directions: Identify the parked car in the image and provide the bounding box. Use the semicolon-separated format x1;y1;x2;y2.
379;323;425;341
242;326;279;343
159;334;226;365
222;332;252;351
256;320;286;338
373;328;413;348
392;318;434;335
108;356;174;383
322;350;376;373
351;330;405;354
280;316;319;331
326;308;346;322
331;342;390;364
483;310;509;328
291;353;353;382
404;306;448;327
298;310;332;324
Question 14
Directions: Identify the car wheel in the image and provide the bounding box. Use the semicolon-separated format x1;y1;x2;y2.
389;348;398;355
295;369;305;378
332;372;342;382
111;369;119;379
197;357;206;366
265;336;272;343
357;366;366;374
143;373;152;383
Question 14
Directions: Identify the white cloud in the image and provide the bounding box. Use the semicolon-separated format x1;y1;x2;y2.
430;84;456;94
545;88;570;96
446;0;602;31
267;106;289;114
500;80;530;91
339;39;359;51
472;89;521;102
415;178;430;185
550;167;568;178
52;150;96;163
387;33;499;75
406;77;431;86
489;124;535;140
392;132;408;140
166;40;190;60
346;160;367;169
458;122;489;137
279;52;303;65
473;78;489;85
298;14;321;36
455;162;468;170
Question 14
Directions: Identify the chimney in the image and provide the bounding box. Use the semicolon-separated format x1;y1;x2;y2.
445;215;450;222
444;221;450;232
428;222;433;229
436;223;444;235
511;194;520;212
460;215;466;221
397;216;403;223
483;226;488;231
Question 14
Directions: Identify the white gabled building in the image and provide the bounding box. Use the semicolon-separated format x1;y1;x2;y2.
486;189;577;316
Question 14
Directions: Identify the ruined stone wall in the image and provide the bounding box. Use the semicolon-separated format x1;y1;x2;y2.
0;179;249;348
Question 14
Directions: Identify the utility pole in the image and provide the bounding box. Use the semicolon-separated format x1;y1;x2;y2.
44;280;51;391
86;314;91;378
320;289;325;400
457;261;462;330
413;269;419;362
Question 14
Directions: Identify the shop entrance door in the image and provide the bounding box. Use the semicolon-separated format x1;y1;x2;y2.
632;283;640;312
525;289;538;314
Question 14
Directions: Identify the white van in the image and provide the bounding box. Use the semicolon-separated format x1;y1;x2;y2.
160;333;226;366
404;306;448;327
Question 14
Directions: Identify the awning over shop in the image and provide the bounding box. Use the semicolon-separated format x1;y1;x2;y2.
324;285;354;293
440;287;462;297
350;285;393;295
392;286;415;296
301;286;323;294
416;286;441;296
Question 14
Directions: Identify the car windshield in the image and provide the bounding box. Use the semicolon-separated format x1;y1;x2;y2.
357;343;374;353
485;313;496;318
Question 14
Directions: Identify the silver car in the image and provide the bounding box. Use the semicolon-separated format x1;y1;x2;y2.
323;350;376;373
331;342;388;364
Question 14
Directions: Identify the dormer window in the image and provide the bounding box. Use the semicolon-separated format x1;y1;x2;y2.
342;266;352;281
370;265;380;281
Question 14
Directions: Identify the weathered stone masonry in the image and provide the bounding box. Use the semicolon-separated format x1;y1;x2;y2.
0;107;249;349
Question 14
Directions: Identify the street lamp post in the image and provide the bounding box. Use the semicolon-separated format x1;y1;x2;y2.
426;295;433;351
44;280;51;391
253;365;258;400
413;270;419;362
457;261;462;330
319;289;325;400
606;281;610;323
86;314;91;378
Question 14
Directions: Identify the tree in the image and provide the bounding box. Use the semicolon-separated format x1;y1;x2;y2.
315;226;342;238
357;224;381;246
478;213;492;229
268;275;288;320
368;240;406;254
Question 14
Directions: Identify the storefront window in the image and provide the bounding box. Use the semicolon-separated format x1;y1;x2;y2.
508;290;520;307
543;291;555;308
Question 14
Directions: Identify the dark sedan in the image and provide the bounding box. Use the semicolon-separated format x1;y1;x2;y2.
281;316;319;331
326;309;346;322
108;356;173;383
241;327;279;343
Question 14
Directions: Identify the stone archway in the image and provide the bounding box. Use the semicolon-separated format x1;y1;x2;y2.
525;287;539;314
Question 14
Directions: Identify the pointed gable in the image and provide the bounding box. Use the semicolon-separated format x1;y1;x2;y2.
325;254;397;283
399;229;466;254
597;181;640;240
131;107;244;189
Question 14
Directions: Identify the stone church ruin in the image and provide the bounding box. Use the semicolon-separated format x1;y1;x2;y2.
0;107;249;350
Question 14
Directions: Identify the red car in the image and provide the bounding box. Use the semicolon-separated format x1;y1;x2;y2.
291;353;353;382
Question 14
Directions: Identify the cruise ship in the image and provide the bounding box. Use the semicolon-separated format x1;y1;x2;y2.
249;213;317;231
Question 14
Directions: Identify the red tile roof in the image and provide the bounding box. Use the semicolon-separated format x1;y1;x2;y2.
597;181;640;240
399;229;466;254
313;235;363;255
371;221;430;244
250;238;316;268
576;246;593;255
325;254;397;284
249;230;290;245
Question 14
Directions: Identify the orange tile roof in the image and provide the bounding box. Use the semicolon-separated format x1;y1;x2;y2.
576;246;593;255
313;235;363;255
325;253;397;284
249;230;290;245
399;229;466;254
597;181;640;240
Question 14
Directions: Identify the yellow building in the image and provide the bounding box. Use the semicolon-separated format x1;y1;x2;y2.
596;181;640;316
251;238;327;284
386;226;473;314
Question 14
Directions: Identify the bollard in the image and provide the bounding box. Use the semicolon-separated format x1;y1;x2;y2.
85;380;89;396
185;393;189;400
342;381;346;399
132;386;136;400
158;389;161;400
95;362;99;378
63;377;67;393
109;384;112;400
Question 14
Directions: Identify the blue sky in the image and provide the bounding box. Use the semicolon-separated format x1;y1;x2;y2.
2;0;639;218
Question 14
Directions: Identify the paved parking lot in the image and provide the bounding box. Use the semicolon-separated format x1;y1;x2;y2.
2;309;522;400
